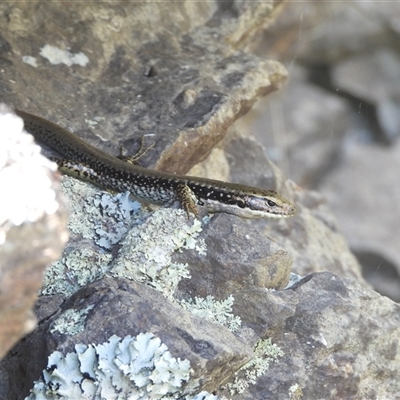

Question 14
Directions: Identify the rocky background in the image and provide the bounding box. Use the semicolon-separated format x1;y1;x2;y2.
235;1;400;302
0;1;399;400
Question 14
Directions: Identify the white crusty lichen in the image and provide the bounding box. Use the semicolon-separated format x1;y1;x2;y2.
39;44;89;67
111;208;206;299
0;105;59;244
41;247;112;296
26;333;190;400
225;338;284;395
49;305;94;335
180;295;241;332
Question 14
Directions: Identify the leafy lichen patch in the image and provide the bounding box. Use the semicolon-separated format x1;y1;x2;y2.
26;333;201;399
61;177;143;250
41;247;112;296
111;208;206;298
224;338;284;395
180;295;241;332
50;305;94;335
40;177;207;298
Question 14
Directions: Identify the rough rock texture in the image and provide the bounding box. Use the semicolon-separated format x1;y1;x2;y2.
0;107;68;360
175;212;293;300
0;0;286;173
238;1;400;300
1;2;399;400
5;272;400;400
232;272;400;400
191;128;364;282
2;277;253;399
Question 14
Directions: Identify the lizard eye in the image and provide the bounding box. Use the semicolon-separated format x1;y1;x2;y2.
267;200;277;207
237;201;246;208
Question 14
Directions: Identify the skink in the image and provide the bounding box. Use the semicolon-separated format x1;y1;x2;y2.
16;109;296;219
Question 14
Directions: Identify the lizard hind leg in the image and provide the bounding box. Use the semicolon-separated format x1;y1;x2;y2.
176;183;199;219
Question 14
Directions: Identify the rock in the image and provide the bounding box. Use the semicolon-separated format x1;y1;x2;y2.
332;48;400;142
3;277;253;400
228;272;400;400
296;2;397;64
250;1;344;62
5;271;400;400
175;212;293;301
332;49;400;105
270;1;400;144
3;273;400;399
235;65;351;188
0;2;296;397
319;140;400;301
0;1;287;174
0;106;68;361
237;2;400;298
191;128;365;283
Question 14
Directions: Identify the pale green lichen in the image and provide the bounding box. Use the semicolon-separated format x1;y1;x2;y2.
111;208;206;299
50;305;94;335
26;333;227;400
40;177;206;298
289;383;303;399
153;262;192;299
225;338;284;395
180;295;241;332
41;247;112;296
61;177;143;250
39;177;139;296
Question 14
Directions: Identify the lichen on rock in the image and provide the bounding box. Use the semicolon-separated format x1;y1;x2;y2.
224;338;284;395
26;333;192;400
49;306;94;336
111;208;206;298
180;295;242;332
41;247;112;296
